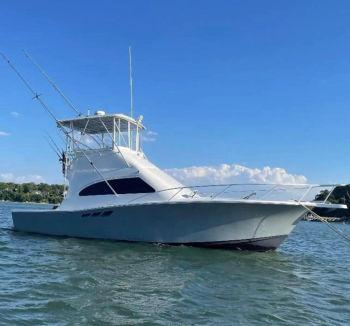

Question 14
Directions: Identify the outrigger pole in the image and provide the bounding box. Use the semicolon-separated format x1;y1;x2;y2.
23;49;130;167
0;52;58;123
0;52;119;198
129;46;134;118
22;50;81;116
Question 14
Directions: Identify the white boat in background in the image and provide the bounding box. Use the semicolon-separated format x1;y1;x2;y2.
12;111;346;251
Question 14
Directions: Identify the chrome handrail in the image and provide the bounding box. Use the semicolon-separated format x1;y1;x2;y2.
121;183;344;206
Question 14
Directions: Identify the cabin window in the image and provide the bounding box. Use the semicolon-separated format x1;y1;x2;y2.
79;177;155;196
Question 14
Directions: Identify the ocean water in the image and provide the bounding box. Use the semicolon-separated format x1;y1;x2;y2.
0;202;350;325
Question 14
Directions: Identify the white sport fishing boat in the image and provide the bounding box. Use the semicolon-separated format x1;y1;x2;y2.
3;50;345;251
12;111;346;251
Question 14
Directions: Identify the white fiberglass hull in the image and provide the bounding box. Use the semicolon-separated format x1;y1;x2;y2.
12;200;306;251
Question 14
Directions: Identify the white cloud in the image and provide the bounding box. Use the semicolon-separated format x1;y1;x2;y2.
166;164;307;185
10;111;20;117
0;131;10;137
0;173;14;182
142;130;158;142
0;173;45;184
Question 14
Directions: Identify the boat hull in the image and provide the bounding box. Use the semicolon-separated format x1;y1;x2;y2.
12;201;306;251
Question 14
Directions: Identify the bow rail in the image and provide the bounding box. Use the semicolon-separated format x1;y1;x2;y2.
122;183;347;206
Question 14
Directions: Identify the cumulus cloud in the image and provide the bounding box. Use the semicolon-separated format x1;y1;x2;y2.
166;164;307;185
10;111;20;117
0;173;45;184
142;131;158;142
0;131;10;137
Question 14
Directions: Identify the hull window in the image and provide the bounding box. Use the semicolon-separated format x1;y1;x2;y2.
79;177;155;196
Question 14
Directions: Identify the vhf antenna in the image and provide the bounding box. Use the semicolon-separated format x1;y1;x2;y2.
22;50;81;116
129;46;134;118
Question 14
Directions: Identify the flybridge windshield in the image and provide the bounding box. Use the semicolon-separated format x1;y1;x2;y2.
59;113;144;152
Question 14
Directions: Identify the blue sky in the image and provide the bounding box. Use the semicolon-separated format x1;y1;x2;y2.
1;0;350;184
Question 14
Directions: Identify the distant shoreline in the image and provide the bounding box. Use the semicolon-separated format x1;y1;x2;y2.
0;199;53;205
0;182;63;205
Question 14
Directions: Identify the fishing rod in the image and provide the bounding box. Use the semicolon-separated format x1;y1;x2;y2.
44;133;69;192
23;50;81;116
45;133;69;176
45;136;62;159
45;132;62;156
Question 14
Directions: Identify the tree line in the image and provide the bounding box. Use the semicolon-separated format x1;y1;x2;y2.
313;185;350;217
315;185;350;206
0;182;64;204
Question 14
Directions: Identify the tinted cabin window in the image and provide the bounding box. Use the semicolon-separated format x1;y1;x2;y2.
79;178;155;196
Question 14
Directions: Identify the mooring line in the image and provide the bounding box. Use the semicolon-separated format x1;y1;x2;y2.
299;202;350;245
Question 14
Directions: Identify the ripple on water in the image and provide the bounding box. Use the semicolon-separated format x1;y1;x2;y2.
0;203;350;325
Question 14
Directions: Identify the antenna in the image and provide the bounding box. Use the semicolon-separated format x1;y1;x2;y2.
129;46;134;118
22;50;81;116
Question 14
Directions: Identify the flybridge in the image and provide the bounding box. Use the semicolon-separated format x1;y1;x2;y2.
58;112;145;134
1;50;142;153
59;111;145;152
0;50;144;187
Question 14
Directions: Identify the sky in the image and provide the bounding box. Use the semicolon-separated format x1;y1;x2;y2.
1;0;350;185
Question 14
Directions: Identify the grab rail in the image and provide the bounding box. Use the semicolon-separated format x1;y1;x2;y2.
121;183;346;206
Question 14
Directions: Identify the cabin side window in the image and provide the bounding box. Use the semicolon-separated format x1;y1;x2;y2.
79;177;155;196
